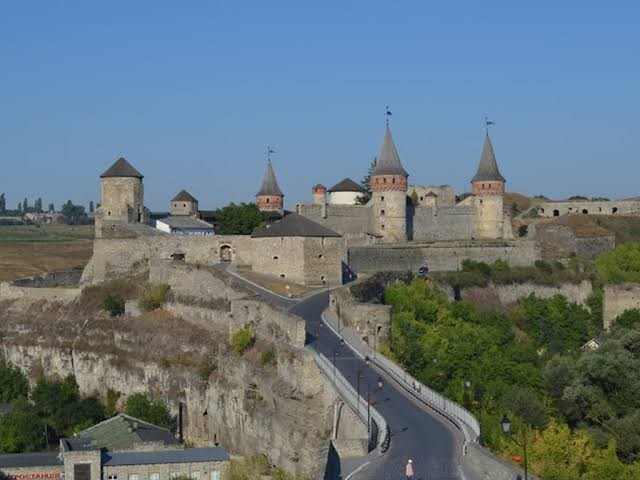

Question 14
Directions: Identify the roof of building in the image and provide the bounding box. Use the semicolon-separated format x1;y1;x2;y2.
171;190;198;203
328;178;366;193
100;157;144;179
256;160;284;197
103;447;229;466
472;134;505;183
425;191;438;197
0;452;62;468
252;213;341;238
371;125;409;177
156;216;214;230
66;414;178;451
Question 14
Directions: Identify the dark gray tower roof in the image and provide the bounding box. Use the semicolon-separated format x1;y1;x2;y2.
472;134;505;183
371;125;409;177
256;160;284;197
100;157;144;179
328;178;366;193
171;190;198;203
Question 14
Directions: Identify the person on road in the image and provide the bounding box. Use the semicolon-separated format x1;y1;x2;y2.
405;459;414;479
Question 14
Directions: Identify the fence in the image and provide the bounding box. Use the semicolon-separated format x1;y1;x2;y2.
313;352;390;454
321;310;480;446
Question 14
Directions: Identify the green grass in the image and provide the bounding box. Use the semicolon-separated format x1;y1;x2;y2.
0;225;94;242
591;215;640;245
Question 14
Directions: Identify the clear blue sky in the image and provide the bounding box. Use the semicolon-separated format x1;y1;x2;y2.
1;1;638;211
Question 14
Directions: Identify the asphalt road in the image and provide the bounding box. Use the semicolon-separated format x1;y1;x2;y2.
221;266;462;479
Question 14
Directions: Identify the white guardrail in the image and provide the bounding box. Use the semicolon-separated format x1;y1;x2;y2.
321;310;480;447
313;352;391;454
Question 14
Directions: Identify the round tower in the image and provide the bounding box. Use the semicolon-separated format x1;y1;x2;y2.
256;159;284;212
471;133;506;239
312;184;327;205
96;156;146;237
370;125;409;242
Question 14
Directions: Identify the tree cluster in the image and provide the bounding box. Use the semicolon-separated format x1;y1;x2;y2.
212;202;268;235
383;278;640;478
0;364;105;453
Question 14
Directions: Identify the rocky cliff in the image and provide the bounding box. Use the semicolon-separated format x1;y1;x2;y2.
0;262;334;477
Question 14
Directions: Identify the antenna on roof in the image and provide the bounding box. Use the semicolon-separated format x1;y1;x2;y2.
484;114;495;135
385;105;392;126
266;145;276;162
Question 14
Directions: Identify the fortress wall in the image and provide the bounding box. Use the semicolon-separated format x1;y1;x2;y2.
302;237;345;286
89;235;253;284
297;203;372;235
409;185;456;206
0;270;83;303
536;199;640;217
250;237;306;285
410;205;475;241
603;283;640;329
531;224;615;259
348;240;540;273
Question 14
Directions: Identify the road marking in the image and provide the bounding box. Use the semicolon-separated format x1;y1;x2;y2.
344;461;371;480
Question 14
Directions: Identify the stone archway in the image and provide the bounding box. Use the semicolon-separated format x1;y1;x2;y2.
219;245;232;262
553;209;560;217
582;209;588;214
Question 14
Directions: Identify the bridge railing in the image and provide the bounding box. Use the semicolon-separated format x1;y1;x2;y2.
321;310;480;445
313;351;390;454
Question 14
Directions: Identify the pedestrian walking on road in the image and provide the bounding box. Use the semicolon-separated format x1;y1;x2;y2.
405;459;414;480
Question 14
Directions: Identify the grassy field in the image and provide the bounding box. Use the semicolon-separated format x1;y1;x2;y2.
0;224;94;242
0;225;94;281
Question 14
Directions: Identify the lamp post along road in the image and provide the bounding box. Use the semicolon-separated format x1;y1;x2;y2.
502;414;528;480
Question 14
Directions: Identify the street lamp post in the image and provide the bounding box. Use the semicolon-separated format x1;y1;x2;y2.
501;415;528;480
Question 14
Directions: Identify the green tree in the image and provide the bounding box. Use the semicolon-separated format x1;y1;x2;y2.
16;201;21;213
615;309;640;330
48;203;54;213
103;294;125;316
0;360;29;403
125;393;171;429
213;202;268;235
596;243;640;284
61;200;91;225
409;189;419;206
355;158;376;205
34;198;43;213
89;201;94;213
231;326;256;354
0;399;46;453
31;375;104;440
0;193;5;214
23;197;28;212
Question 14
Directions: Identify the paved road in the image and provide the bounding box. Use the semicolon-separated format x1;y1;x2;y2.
292;292;461;480
221;266;462;479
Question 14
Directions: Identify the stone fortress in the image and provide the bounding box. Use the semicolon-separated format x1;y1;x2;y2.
297;124;514;244
85;119;551;288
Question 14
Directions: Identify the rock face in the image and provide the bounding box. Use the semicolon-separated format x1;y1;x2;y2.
0;262;335;477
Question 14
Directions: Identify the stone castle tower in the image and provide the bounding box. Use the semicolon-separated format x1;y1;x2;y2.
371;125;409;242
256;159;284;213
95;157;147;237
170;189;199;216
471;133;506;239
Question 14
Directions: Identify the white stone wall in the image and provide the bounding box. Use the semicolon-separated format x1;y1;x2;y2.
328;191;360;205
372;190;406;243
474;194;504;239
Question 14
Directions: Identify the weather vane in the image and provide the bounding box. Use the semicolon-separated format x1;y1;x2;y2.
266;145;276;161
484;115;495;134
385;105;392;125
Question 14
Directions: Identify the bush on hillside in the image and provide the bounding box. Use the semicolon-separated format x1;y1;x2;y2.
231;327;255;354
124;393;171;429
139;284;170;311
103;294;125;317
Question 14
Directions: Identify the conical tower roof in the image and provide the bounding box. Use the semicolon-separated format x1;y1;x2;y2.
100;157;143;179
472;133;505;183
371;125;408;177
256;160;284;197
